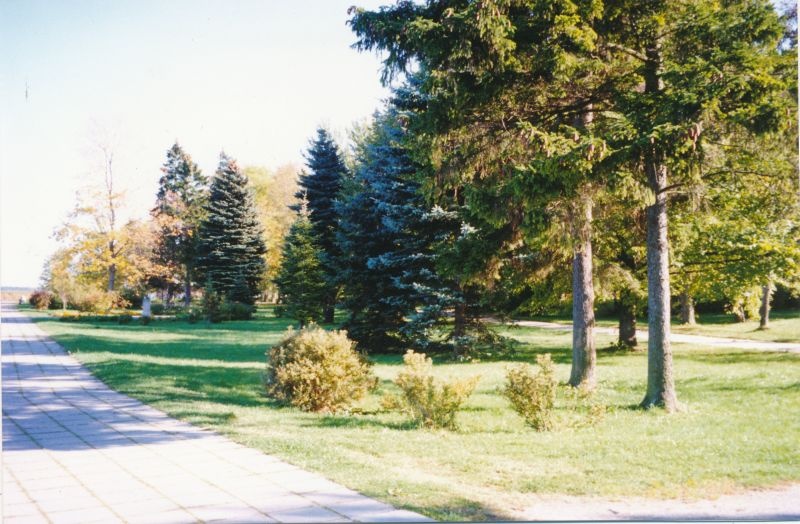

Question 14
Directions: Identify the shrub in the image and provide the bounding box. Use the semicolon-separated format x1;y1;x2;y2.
151;303;166;316
386;350;479;430
179;307;202;324
202;283;222;323
117;314;133;325
48;295;64;310
220;301;254;321
29;290;53;310
120;287;143;309
71;289;120;313
503;353;557;431
266;326;377;412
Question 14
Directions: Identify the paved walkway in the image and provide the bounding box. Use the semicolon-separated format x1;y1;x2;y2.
500;319;800;353
1;305;433;524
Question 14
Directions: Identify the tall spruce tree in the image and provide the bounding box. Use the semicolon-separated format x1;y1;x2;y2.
274;211;327;327
296;128;347;322
152;142;208;306
196;153;266;305
337;103;457;351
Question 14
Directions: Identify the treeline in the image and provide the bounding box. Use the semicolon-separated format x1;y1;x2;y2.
37;0;799;412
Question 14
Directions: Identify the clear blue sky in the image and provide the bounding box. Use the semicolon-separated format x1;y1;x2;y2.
1;0;391;288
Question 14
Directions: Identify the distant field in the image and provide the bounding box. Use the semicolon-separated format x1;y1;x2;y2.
27;306;800;522
1;287;34;303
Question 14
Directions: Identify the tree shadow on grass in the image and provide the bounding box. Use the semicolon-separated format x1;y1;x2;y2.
307;415;417;431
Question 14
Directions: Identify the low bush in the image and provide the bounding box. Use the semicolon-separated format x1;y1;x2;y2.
385;350;479;430
117;314;133;325
266;326;377;413
178;307;202;324
151;303;166;316
71;289;121;313
48;295;64;310
202;285;222;323
29;290;53;310
503;353;557;431
220;301;254;321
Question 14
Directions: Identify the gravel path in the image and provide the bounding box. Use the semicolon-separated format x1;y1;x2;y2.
504;319;800;353
1;305;432;524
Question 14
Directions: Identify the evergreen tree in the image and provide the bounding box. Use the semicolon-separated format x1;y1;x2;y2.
196;153;266;305
152;142;208;306
295;128;347;322
336;107;446;350
274;212;327;327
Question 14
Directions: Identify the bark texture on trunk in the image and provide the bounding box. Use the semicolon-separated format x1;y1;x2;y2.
184;268;193;307
618;297;638;349
759;281;773;329
640;37;678;412
569;193;596;389
323;302;335;324
642;157;677;411
108;263;117;292
679;291;696;325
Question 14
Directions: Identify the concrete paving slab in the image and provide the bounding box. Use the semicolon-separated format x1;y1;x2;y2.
1;304;433;523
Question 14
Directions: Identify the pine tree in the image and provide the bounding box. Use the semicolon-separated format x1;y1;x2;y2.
274;212;327;327
152;142;208;306
196;153;266;305
296;128;347;322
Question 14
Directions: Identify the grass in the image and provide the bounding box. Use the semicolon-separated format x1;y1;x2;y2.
670;310;800;343
526;309;800;344
26;307;800;522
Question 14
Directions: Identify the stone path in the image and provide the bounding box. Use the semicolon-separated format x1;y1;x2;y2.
1;305;433;524
501;319;800;353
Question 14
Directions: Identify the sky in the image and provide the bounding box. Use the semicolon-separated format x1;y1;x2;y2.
0;0;392;288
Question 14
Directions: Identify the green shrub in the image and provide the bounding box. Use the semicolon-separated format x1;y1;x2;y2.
503;353;557;431
266;326;377;412
117;314;133;325
179;307;202;324
385;350;479;430
48;295;64;310
220;301;254;320
202;284;222;323
151;303;166;316
29;290;53;310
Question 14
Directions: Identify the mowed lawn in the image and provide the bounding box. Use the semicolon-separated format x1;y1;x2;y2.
527;309;800;344
28;308;800;522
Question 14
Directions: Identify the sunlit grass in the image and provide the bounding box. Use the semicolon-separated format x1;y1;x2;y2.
29;307;800;521
526;309;799;343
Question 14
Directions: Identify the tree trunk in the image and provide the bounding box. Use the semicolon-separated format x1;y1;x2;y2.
108;263;116;292
618;293;638;349
184;268;192;307
323;299;335;324
640;36;678;412
679;291;696;325
453;301;467;338
568;193;596;389
759;281;773;329
641;157;677;411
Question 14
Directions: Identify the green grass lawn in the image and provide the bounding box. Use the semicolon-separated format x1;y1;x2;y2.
27;307;800;521
527;309;800;344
